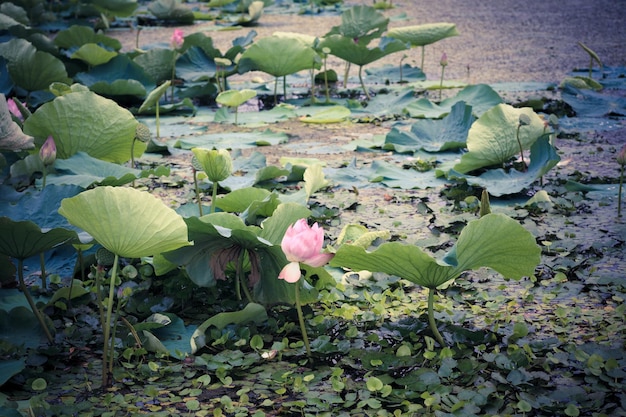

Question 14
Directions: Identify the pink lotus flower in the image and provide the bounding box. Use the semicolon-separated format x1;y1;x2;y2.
39;135;56;166
171;28;184;50
7;98;23;121
278;219;333;283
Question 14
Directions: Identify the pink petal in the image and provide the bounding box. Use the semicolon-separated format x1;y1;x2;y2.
278;262;301;283
303;252;334;268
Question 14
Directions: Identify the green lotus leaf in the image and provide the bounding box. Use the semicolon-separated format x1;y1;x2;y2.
320;35;407;67
216;89;257;108
89;79;147;98
299;106;351;124
206;0;236;6
148;0;195;23
0;38;70;92
90;0;138;17
404;84;503;119
71;43;117;67
326;5;389;46
238;35;321;77
384;101;473;152
134;48;177;85
0;359;26;386
446;135;560;196
58;186;191;259
387;23;459;47
139;81;171;113
0;217;78;260
23;90;140;163
74;55;154;92
54;25;122;51
331;213;540;289
453;103;546;174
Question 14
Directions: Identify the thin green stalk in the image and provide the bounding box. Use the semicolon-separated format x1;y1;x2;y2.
420;45;425;71
18;259;54;343
295;282;311;357
41;166;47;189
102;254;120;387
193;169;203;216
238;252;253;303
156;102;161;139
427;288;444;346
439;65;445;101
618;164;624;217
358;66;370;100
323;57;331;103
210;181;218;214
39;252;46;290
516;124;526;170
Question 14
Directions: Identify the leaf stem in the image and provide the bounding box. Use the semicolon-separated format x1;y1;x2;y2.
358;66;370;100
618;164;624;217
210;181;218;214
295;281;311;357
18;259;54;343
102;254;120;387
194;170;203;216
427;288;445;346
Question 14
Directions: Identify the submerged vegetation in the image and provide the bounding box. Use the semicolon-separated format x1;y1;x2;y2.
0;1;625;416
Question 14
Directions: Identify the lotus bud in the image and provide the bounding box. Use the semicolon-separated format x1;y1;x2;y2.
170;28;184;50
191;148;233;183
440;52;448;67
39;136;56;167
617;144;626;166
479;189;491;217
7;98;24;121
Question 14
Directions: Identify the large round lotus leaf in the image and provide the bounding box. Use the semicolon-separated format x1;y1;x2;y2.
54;25;122;51
58;187;191;259
319;35;407;67
453;103;545;174
326;5;389;46
23;90;140;164
0;38;70;92
387;23;459;47
238;36;320;77
216;89;257;108
133;48;177;84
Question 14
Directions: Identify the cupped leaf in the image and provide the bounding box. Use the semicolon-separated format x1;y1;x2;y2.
90;0;138;18
320;35;407;67
23;90;139;163
387;23;459;47
325;5;389;45
453;103;546;174
0;217;78;260
74;55;154;93
71;43;117;67
138;81;171;113
58;186;191;258
148;0;195;23
216;89;257;108
385;101;473;152
238;35;320;77
331;213;540;289
447;135;560;196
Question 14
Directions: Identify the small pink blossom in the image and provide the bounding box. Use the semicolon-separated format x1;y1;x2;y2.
278;219;333;283
7;98;23;121
618;144;626;166
39;135;56;166
171;28;184;50
440;52;448;67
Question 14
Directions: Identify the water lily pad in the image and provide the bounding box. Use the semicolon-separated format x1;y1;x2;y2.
385;101;474;152
71;43;117;67
238;35;320;77
405;84;503;119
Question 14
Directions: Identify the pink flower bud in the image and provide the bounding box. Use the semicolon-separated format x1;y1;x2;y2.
171;29;184;50
39;135;56;166
440;52;448;67
278;219;334;283
7;98;23;121
617;144;626;166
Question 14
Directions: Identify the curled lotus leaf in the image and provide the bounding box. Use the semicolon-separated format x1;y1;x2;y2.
0;94;34;151
387;23;459;47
